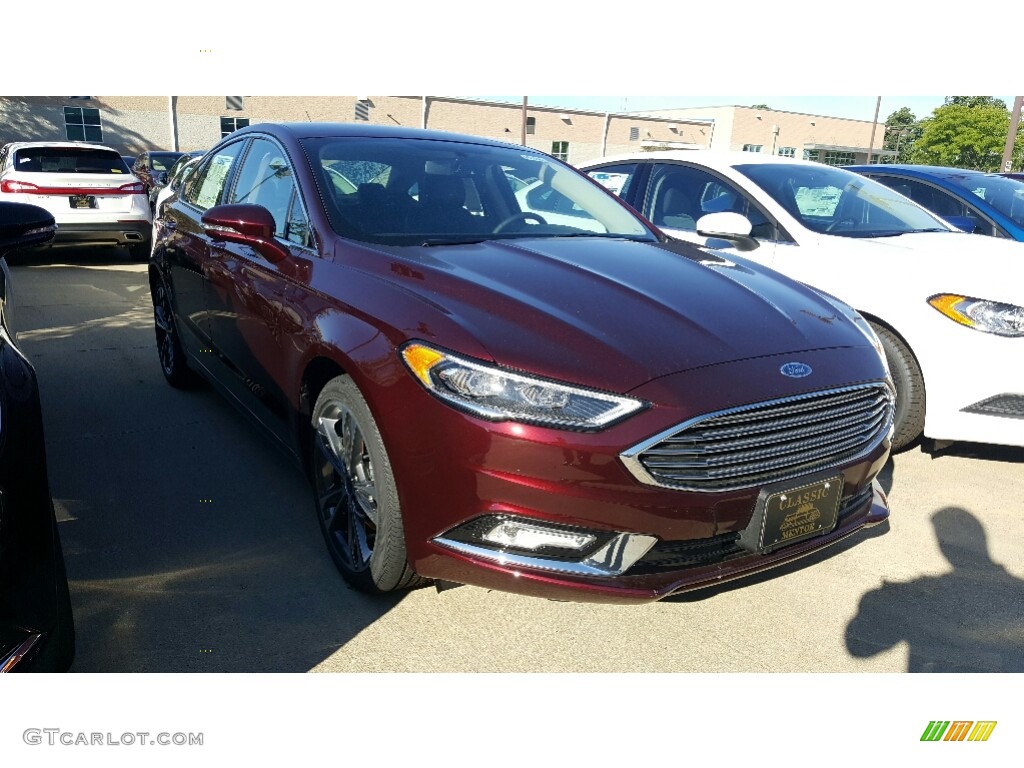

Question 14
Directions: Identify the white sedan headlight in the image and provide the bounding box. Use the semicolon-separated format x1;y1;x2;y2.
401;342;645;430
928;294;1024;337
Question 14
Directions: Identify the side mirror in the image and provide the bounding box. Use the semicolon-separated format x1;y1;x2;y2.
943;215;976;233
695;211;760;252
0;202;57;256
201;204;289;264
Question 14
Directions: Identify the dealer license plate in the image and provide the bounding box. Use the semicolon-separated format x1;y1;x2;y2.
758;475;843;551
69;194;96;209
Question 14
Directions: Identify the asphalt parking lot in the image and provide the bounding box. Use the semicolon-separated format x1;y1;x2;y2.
11;248;1024;673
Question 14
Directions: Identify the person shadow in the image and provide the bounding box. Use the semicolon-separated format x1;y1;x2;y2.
845;506;1024;671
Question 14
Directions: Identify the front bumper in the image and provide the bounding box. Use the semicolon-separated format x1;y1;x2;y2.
915;319;1024;447
378;345;892;604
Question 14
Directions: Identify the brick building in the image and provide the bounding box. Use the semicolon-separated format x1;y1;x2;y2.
0;96;714;165
635;104;893;165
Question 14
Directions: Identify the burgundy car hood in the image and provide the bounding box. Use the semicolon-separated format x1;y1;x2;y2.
350;236;873;393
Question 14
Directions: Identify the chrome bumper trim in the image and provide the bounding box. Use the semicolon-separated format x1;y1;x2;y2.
434;532;658;577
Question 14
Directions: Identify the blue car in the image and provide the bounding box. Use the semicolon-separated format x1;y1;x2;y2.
845;164;1024;241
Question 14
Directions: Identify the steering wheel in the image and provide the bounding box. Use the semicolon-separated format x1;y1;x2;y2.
493;212;547;233
825;218;856;232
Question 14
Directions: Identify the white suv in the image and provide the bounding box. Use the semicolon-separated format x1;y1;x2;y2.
0;141;152;261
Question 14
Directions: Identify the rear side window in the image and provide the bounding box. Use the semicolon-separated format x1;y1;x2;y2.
183;142;246;212
12;147;126;174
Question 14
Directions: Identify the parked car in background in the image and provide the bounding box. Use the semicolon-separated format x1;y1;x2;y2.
148;150;206;211
1002;173;1024;182
0;141;152;261
150;122;893;604
153;156;202;219
579;151;1024;451
846;164;1024;241
121;155;136;172
0;202;75;672
131;150;185;196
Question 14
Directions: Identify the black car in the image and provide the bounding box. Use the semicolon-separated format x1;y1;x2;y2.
149;150;205;210
0;202;75;672
131;150;185;196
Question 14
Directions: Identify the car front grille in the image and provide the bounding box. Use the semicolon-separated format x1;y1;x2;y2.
621;384;893;493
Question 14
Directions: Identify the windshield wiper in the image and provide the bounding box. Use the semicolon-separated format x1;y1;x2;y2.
420;237;487;247
549;232;656;241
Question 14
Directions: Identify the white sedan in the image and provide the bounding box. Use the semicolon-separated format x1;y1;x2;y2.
579;150;1024;450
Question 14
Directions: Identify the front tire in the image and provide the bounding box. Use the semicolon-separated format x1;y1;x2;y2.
871;323;925;451
310;375;423;594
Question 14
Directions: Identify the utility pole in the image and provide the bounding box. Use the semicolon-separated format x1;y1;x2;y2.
521;97;528;146
168;96;179;151
1001;96;1023;172
865;96;881;164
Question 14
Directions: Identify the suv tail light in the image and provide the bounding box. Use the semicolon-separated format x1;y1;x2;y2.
1;179;145;195
1;179;41;193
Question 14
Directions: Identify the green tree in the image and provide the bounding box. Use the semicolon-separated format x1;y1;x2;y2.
750;103;771;110
912;102;1023;171
882;107;921;163
944;96;1007;110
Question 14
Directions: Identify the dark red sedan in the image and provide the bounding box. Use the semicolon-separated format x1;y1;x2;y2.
149;123;893;603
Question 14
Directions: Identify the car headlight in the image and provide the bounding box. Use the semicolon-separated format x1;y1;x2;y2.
401;342;646;430
928;294;1024;337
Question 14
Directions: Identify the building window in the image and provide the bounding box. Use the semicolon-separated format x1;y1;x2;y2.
220;117;250;137
526;117;536;135
355;100;370;121
742;144;763;153
777;147;796;158
803;149;820;162
225;96;245;111
551;141;569;162
823;151;856;166
629;127;640;141
64;106;102;142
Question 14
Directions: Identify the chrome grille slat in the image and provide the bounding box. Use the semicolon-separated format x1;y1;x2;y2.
648;425;882;480
645;401;889;457
665;393;886;443
624;384;893;492
699;388;878;425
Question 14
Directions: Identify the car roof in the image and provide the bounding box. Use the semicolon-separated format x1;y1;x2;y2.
844;164;1004;179
582;149;812;169
4;140;121;152
230;121;528;151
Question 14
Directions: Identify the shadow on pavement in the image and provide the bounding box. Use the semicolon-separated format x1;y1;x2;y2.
15;257;409;671
845;506;1024;672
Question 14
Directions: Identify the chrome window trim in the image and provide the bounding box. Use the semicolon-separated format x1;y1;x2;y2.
620;382;894;493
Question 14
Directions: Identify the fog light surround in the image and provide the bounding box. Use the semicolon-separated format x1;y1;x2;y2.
435;514;657;577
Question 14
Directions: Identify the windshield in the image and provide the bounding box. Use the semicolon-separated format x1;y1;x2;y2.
302;137;653;245
149;152;184;171
735;163;952;237
944;173;1024;227
13;147;128;174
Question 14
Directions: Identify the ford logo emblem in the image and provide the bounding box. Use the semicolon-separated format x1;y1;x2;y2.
780;362;813;378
